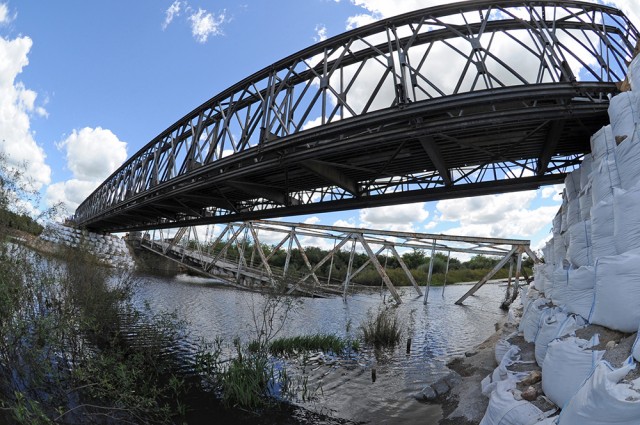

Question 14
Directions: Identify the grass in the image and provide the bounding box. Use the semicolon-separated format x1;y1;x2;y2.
219;352;273;409
361;307;402;348
267;334;358;356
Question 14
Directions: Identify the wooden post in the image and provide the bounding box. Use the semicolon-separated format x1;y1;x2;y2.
389;245;423;296
357;234;401;304
343;237;356;299
283;230;294;277
455;246;518;305
424;240;436;304
442;250;451;298
248;224;277;287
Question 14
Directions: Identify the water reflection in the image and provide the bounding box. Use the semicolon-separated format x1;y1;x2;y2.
133;274;506;424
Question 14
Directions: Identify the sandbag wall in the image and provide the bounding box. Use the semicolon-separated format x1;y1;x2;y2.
40;223;135;269
479;56;640;424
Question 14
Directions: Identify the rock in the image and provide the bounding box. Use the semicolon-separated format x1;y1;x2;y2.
521;386;538;401
444;371;462;388
432;378;450;396
417;385;437;401
606;340;617;350
465;350;479;357
520;370;542;386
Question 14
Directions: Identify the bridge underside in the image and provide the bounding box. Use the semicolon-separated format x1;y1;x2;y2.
74;1;638;232
85;84;607;232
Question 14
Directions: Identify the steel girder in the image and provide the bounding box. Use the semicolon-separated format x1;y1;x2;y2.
74;0;639;232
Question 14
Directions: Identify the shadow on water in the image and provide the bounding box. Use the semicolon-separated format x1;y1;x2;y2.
132;273;507;424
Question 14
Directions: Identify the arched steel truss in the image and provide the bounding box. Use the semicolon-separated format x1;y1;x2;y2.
74;0;639;232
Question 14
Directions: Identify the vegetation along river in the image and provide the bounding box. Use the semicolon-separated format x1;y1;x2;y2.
133;273;508;424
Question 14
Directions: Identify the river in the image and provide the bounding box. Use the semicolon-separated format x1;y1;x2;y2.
133;273;508;424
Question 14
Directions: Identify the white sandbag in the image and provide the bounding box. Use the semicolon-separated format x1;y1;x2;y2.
560;197;569;234
590;156;620;204
608;91;640;142
565;197;581;229
552;209;562;234
589;200;614;240
629;54;640;91
565;220;592;267
551;232;567;265
542;336;604;408
613;185;640;254
580;154;593;189
591;235;617;260
551;233;567;267
482;346;526;396
548;267;569;306
590;249;640;332
541;241;553;266
564;169;582;201
520;298;550;343
479;380;546;425
534;309;584;366
495;338;515;365
558;360;640;425
590;200;616;259
578;185;592;220
565;266;595;321
532;263;547;293
632;322;640;363
590;125;615;160
616;132;640;190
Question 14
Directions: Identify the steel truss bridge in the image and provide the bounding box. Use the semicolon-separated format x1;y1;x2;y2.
133;220;538;304
74;0;639;232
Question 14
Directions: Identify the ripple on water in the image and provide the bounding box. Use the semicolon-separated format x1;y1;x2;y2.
133;274;507;424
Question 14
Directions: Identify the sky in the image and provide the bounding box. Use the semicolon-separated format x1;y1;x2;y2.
1;0;639;253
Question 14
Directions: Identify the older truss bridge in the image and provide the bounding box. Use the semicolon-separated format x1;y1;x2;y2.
132;220;538;305
74;0;639;233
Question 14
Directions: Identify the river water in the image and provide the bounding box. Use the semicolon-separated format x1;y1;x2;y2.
133;273;507;424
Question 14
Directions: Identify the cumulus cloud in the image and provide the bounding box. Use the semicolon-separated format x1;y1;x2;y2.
540;184;563;202
46;127;127;214
314;24;328;42
0;3;9;25
189;8;226;43
436;191;558;239
359;203;429;232
0;35;51;190
304;216;321;225
163;0;182;30
161;2;227;43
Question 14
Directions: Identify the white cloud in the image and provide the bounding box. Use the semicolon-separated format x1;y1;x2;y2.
314;24;328;42
60;127;127;182
359;203;429;232
304;216;321;225
189;8;226;43
345;13;376;30
163;1;182;30
0;3;9;25
436;191;557;239
333;218;356;228
541;184;563;202
0;35;51;190
46;127;127;213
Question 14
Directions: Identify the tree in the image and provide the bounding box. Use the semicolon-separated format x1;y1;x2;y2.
401;249;426;269
464;254;501;270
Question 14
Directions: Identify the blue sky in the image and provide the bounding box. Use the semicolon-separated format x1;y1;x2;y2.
1;0;639;252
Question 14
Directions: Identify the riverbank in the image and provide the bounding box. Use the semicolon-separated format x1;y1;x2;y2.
415;312;509;424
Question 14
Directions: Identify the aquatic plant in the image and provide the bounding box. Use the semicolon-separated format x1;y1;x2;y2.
267;334;357;356
360;306;403;348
